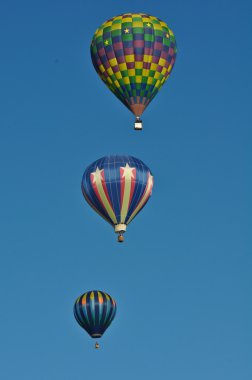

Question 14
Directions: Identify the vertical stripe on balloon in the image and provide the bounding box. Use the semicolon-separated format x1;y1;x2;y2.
90;167;117;224
120;164;136;223
127;172;154;224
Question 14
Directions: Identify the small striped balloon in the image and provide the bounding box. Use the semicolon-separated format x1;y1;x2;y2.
74;290;117;341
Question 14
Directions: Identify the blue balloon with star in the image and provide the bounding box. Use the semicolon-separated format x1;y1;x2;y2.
82;155;154;242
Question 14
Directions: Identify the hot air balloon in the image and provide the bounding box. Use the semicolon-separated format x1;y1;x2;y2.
90;13;177;130
82;155;154;242
74;290;116;349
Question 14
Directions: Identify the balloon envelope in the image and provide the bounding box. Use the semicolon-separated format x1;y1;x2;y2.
90;13;177;118
82;155;154;240
74;290;116;339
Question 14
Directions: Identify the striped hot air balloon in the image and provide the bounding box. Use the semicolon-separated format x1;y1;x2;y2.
74;290;117;348
90;13;177;130
82;155;154;242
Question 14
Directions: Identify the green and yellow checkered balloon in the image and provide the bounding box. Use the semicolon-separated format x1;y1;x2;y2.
90;13;177;119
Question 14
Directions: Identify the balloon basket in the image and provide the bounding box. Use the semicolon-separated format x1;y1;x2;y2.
95;342;100;349
118;234;124;243
134;117;143;130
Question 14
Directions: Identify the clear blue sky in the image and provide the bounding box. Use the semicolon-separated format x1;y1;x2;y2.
0;0;251;379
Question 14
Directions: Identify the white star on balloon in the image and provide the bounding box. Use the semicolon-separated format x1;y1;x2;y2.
91;167;104;184
121;163;135;179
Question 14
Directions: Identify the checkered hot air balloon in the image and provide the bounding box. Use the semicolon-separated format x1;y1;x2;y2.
90;13;177;130
74;290;116;349
82;155;154;242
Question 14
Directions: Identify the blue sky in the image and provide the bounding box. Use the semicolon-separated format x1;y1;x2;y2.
0;0;251;379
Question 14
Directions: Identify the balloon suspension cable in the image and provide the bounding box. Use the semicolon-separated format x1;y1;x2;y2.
118;233;124;243
134;116;143;131
95;342;100;349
